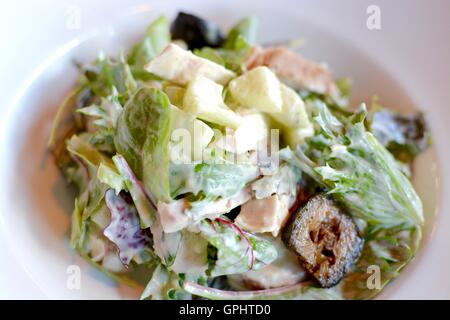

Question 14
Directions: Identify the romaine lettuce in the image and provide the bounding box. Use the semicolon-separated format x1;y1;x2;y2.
115;87;172;202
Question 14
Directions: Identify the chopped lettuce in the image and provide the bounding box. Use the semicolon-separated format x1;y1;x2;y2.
70;198;87;250
140;264;171;300
77;87;122;130
223;16;258;49
251;163;300;200
169;162;259;199
82;51;137;101
194;47;226;66
48;87;85;149
81;174;108;220
193;16;257;73
115;87;172;202
195;218;277;277
282;102;423;230
339;226;420;299
128;15;171;70
141;264;191;300
67;134;114;171
97;162;125;194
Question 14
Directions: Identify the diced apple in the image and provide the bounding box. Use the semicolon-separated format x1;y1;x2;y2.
235;194;291;237
228;66;283;113
214;109;269;154
169;105;214;163
145;43;235;85
183;75;243;129
270;84;311;129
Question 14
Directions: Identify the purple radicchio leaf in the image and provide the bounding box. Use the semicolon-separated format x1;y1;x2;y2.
104;189;151;266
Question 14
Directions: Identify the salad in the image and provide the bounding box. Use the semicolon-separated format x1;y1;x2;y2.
49;12;431;300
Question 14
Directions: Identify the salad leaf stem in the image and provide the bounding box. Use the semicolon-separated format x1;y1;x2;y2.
48;87;84;148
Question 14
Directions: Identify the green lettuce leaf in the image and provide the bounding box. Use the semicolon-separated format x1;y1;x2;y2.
251;163;300;200
77;87;123;130
169;163;259;199
48;86;84;149
88;129;116;154
82;51;137;101
223;16;258;49
169;230;209;277
128;15;171;70
67;134;112;220
97;162;125;194
81;175;108;220
338;227;420;299
141;264;191;300
114;87;172;202
70;197;88;250
195;218;277;277
67;134;114;171
141;264;170;300
193;17;257;74
282;102;424;229
193;47;225;65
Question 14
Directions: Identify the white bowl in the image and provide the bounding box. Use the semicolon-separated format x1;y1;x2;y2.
0;0;449;299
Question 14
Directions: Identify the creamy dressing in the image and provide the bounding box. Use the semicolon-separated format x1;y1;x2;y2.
228;237;306;290
157;188;252;233
169;231;209;276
